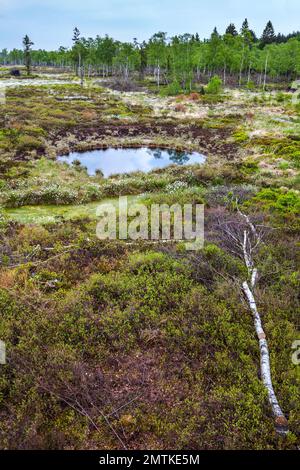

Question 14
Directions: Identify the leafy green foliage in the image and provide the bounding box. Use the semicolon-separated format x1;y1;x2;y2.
0;52;300;450
0;218;298;449
206;76;223;95
250;188;300;214
160;80;182;97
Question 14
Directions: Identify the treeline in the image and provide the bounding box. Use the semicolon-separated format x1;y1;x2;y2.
1;19;300;89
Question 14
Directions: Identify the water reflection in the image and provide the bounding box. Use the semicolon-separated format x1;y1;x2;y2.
58;147;206;177
148;148;190;164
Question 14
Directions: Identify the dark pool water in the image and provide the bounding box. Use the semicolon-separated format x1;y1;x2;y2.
58;147;206;177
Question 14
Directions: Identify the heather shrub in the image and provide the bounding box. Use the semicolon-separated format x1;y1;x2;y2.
3;185;78;207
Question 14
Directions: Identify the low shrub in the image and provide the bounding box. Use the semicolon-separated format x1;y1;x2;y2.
80;184;103;203
188;92;200;101
143;186;205;206
16;134;45;152
240;159;259;174
3;185;78;207
160;80;182;97
249;188;300;214
174;103;186;113
275;92;286;103
246;80;255;91
206;75;223;95
206;184;258;206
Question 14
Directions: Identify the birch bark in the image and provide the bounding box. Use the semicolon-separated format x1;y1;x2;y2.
240;220;288;434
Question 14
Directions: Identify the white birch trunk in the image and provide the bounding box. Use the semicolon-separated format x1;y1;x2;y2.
247;62;252;84
240;221;288;434
242;281;288;433
239;43;245;87
263;54;269;91
80;66;84;87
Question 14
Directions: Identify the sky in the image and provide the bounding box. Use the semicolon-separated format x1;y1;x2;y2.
0;0;300;50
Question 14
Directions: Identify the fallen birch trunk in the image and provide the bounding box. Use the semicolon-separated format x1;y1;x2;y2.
240;215;288;435
242;280;288;434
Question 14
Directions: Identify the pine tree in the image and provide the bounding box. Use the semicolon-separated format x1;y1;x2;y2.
240;18;254;48
212;27;220;38
72;27;80;44
72;27;82;77
241;18;249;34
225;23;238;36
22;35;34;76
260;21;276;48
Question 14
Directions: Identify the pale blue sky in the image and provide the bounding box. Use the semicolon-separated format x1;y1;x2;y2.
0;0;299;50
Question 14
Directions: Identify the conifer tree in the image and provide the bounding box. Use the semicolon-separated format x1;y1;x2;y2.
22;35;34;76
260;21;276;48
72;27;82;76
241;18;249;34
72;27;80;44
225;23;238;36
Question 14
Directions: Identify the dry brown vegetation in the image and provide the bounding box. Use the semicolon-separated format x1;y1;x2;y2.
0;75;299;450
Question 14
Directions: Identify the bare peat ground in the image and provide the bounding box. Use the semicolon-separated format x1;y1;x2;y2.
0;73;299;450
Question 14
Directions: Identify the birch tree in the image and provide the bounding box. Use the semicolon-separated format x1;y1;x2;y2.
216;208;289;435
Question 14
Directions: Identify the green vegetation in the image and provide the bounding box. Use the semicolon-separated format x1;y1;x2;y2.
160;80;182;96
249;188;300;214
2;19;300;93
22;35;34;76
0;204;298;449
0;21;299;449
206;75;223;95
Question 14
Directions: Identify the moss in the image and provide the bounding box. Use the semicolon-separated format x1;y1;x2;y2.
200;94;226;104
0;76;299;450
233;129;249;143
2;196;140;224
240;159;259;174
16;134;45;151
251;135;300;168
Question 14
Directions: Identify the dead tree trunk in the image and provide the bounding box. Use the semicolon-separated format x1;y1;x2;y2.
238;210;288;435
217;208;288;435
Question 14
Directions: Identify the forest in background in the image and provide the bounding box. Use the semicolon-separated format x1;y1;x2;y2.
1;19;300;90
0;12;299;451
